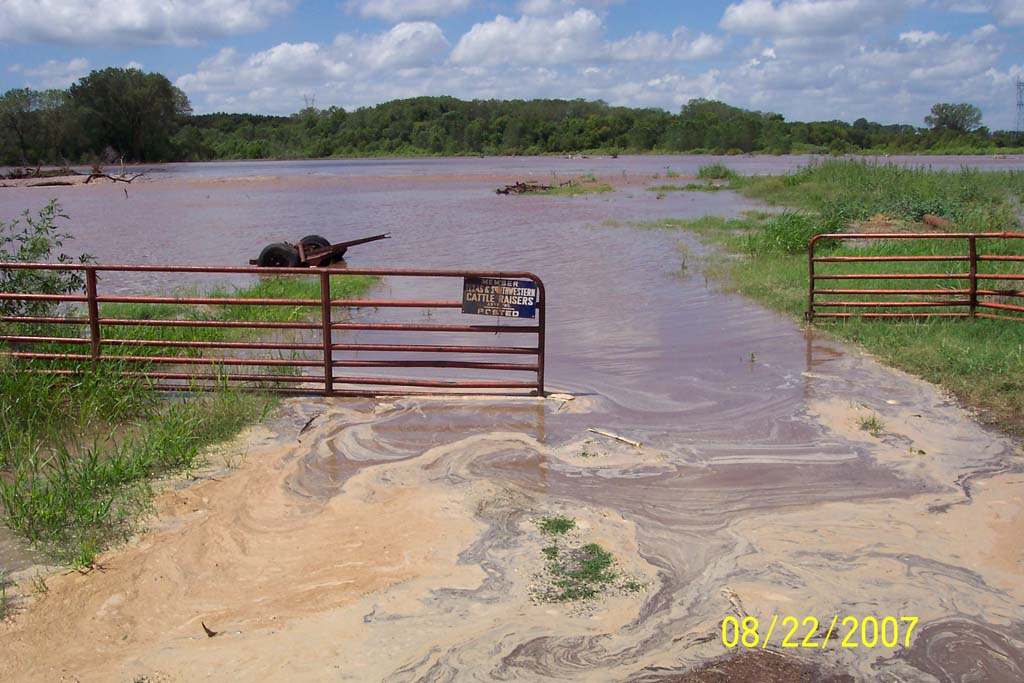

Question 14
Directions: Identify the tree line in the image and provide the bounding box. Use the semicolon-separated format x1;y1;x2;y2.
0;67;1018;166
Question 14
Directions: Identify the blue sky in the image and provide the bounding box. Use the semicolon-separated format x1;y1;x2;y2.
1;1;1022;129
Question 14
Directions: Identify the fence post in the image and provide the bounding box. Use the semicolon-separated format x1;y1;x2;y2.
85;268;101;360
320;270;334;396
968;236;978;319
806;238;816;322
536;278;546;396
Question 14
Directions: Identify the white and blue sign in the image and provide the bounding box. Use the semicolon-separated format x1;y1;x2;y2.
462;277;537;318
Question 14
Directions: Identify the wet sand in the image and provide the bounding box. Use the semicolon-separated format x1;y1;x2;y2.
1;157;1023;681
2;350;1022;682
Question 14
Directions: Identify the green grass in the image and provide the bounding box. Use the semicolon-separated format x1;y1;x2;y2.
543;182;614;196
0;365;272;565
640;160;1024;435
532;540;644;603
531;513;644;603
698;163;739;182
537;515;576;535
735;159;1024;231
0;271;378;566
647;183;726;193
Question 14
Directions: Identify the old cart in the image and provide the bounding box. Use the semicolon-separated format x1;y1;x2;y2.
251;233;390;267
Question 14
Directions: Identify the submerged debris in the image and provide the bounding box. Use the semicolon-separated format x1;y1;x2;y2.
496;181;554;195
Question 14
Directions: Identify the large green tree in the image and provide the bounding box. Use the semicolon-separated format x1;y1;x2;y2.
924;102;983;133
0;88;39;162
69;67;192;161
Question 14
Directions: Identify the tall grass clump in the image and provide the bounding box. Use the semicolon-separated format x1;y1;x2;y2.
0;374;270;564
739;159;1024;231
697;163;739;182
744;211;841;256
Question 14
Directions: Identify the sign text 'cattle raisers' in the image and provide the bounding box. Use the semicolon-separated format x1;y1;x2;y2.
462;277;537;318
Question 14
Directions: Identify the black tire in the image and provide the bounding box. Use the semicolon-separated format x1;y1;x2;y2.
257;242;300;267
300;234;331;253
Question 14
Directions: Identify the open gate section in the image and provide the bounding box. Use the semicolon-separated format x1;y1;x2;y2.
0;264;545;397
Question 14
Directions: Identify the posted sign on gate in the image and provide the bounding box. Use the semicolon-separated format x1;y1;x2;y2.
462;277;538;318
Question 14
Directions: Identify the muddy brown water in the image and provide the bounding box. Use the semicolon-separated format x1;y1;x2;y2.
1;155;1023;682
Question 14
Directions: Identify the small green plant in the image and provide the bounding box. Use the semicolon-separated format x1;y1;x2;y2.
533;541;644;603
0;571;11;618
620;578;646;593
858;414;885;436
537;515;576;535
547;543;616;601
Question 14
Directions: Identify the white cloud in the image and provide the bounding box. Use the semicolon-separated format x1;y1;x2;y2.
177;23;450;111
0;0;292;46
610;30;724;62
517;0;626;14
8;58;91;89
991;0;1024;24
170;1;1021;130
720;0;910;37
335;22;449;70
451;10;720;66
899;30;945;45
345;0;472;21
451;10;604;65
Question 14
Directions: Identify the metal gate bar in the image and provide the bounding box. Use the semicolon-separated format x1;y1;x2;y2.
807;232;1024;322
0;263;546;396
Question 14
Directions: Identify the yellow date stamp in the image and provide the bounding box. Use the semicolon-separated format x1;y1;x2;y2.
721;615;918;650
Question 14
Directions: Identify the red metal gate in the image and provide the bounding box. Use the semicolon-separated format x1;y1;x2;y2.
0;264;545;397
807;232;1024;322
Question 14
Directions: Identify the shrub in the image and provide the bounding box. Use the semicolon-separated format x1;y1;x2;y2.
0;200;94;318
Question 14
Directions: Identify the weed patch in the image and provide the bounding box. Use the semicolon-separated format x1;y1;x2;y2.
531;513;645;603
537;515;576;535
858;414;885;436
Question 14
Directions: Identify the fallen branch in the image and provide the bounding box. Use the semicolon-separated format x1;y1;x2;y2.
587;428;642;448
84;171;147;184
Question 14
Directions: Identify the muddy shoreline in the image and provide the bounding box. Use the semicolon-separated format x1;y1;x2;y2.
2;345;1022;681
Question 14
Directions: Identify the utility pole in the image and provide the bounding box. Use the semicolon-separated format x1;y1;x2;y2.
1017;78;1024;143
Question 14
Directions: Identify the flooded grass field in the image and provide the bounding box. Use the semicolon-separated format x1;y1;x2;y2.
1;155;1023;681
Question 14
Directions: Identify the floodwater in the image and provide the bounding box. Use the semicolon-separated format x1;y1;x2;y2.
1;155;1023;682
